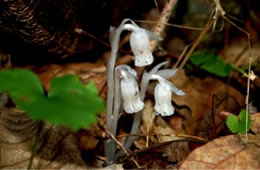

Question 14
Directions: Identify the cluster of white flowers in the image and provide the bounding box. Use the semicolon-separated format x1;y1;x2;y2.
115;23;186;116
105;19;186;163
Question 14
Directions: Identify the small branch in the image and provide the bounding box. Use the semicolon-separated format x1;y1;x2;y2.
245;38;252;141
213;0;252;142
150;0;178;52
134;20;204;31
116;136;207;164
178;11;221;69
117;133;208;142
74;28;110;48
173;44;191;69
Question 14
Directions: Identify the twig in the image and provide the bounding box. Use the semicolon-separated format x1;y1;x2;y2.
213;0;252;142
173;44;191;69
74;28;130;54
150;0;178;52
104;126;141;168
134;20;204;31
117;133;208;142
74;28;110;48
245;39;252;141
178;11;221;69
116;136;207;164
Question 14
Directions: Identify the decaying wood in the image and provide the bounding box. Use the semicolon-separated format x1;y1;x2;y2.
0;95;87;169
0;0;118;57
0;0;81;56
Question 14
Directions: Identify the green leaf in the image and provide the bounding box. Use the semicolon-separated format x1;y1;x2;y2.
0;69;44;106
226;115;239;133
190;51;233;77
0;69;104;131
226;110;252;134
237;110;252;133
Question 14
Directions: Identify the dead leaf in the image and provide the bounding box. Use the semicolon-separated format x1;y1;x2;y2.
135;100;189;163
0;105;88;169
163;142;190;162
135;100;156;149
78;124;105;151
153;117;181;143
25;62;107;98
251;113;260;134
170;70;245;138
180;134;260;169
225;42;260;67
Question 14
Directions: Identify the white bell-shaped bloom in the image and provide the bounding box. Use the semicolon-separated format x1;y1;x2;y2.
154;83;174;116
120;69;144;113
151;74;186;116
130;28;162;67
130;29;153;67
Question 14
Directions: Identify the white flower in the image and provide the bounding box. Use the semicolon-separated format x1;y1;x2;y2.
154;83;174;116
151;74;186;116
130;28;162;67
119;69;144;113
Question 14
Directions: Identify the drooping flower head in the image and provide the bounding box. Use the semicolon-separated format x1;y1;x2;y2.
130;27;162;67
109;19;162;67
139;62;185;116
117;65;144;114
151;74;186;116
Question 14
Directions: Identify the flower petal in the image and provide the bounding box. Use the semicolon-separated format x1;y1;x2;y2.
116;65;137;78
154;84;174;116
130;29;154;66
120;70;144;113
168;83;186;96
145;30;163;41
149;61;168;75
156;69;178;79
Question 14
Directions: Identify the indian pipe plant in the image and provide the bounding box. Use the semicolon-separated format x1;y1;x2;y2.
105;19;186;163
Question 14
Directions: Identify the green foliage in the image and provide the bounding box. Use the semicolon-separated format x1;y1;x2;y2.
190;51;233;77
0;69;104;131
226;110;252;133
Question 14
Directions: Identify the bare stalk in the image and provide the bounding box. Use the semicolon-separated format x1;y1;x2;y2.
245;37;252;141
213;0;252;141
178;11;221;69
105;19;136;163
150;0;178;51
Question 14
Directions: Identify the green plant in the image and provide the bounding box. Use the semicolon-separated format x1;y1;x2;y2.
0;69;104;131
190;51;233;77
226;110;252;133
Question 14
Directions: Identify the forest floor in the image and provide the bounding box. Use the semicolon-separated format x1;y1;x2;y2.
0;0;260;169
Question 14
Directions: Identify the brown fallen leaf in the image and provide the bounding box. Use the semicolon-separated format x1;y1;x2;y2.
225;42;260;67
78;124;105;151
179;134;260;169
0;95;89;169
135;100;190;163
170;70;245;138
251;113;260;134
104;163;124;170
25;62;107;98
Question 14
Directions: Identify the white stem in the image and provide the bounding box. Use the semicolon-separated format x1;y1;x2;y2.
116;72;149;159
115;111;141;159
105;19;136;163
111;69;122;135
